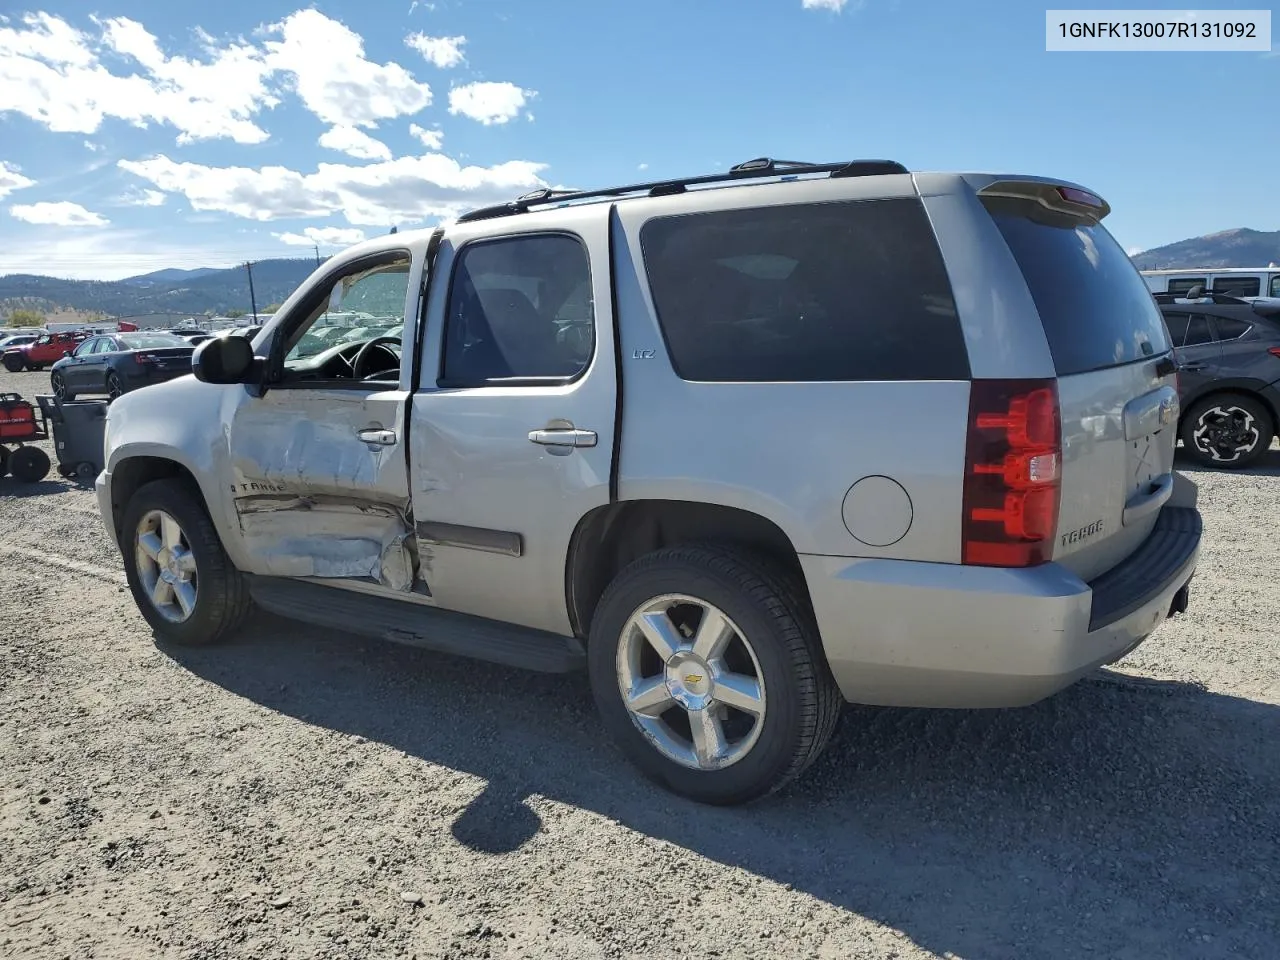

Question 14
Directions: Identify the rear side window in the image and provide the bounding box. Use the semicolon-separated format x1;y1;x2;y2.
1214;316;1251;340
639;198;968;382
986;201;1171;375
1212;276;1260;298
1185;315;1213;346
1270;276;1280;298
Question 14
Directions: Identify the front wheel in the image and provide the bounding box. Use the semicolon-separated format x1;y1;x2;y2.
588;545;842;805
120;478;253;646
50;371;71;401
3;355;25;373
1181;393;1274;469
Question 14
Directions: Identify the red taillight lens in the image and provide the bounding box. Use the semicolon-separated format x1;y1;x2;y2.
962;379;1062;568
135;352;155;364
1269;347;1280;359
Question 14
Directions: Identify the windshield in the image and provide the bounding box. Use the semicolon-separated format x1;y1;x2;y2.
119;333;192;349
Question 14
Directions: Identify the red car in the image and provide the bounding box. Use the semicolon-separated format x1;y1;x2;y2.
2;331;89;372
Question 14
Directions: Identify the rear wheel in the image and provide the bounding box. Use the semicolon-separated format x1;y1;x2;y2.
1181;393;1274;468
121;478;253;646
8;446;50;483
106;372;124;401
588;545;842;805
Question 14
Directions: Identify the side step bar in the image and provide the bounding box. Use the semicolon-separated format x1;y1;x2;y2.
247;576;586;673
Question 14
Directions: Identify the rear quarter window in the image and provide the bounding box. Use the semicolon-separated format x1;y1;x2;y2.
639;198;969;382
986;200;1171;376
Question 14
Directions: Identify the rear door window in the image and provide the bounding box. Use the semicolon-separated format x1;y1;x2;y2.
639;198;967;382
1212;276;1260;297
1162;312;1191;346
1184;315;1213;346
985;200;1171;375
1213;316;1251;340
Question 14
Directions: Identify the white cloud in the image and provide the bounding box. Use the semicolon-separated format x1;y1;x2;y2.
0;10;440;145
0;161;35;200
118;187;167;207
10;201;109;227
405;33;466;68
802;0;850;9
448;81;535;125
319;124;393;161
276;226;367;248
118;153;548;226
263;10;431;128
638;163;649;171
0;12;277;144
409;123;444;150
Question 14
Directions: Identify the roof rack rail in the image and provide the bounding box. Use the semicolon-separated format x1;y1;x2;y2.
455;156;909;224
1152;291;1250;306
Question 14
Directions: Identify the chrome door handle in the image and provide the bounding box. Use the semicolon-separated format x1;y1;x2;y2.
357;428;397;445
528;427;597;448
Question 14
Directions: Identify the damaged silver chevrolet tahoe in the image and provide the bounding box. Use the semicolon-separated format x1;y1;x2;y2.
96;158;1203;805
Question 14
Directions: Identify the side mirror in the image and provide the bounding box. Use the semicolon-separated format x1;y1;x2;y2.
192;334;257;385
63;350;73;358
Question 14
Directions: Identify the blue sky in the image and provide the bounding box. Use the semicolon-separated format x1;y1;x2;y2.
0;0;1275;279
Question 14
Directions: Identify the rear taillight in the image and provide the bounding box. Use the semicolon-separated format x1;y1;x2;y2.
1269;347;1280;359
135;352;155;365
962;379;1062;568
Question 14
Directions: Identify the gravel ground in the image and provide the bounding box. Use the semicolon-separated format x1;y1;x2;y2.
1;365;1278;960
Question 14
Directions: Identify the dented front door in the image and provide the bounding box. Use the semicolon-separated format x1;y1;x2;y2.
225;386;415;589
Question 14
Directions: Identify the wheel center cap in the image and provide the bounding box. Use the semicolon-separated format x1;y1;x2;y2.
664;651;713;710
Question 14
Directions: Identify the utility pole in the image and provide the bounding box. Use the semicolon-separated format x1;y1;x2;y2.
313;244;321;267
244;261;259;323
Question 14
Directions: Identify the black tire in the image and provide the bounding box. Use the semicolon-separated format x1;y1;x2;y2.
106;372;124;401
587;544;842;806
50;371;71;401
75;461;97;483
1180;393;1274;469
120;478;253;646
9;445;51;483
0;445;9;478
3;354;25;373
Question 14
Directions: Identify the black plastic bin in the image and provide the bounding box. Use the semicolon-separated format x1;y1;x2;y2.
36;395;108;482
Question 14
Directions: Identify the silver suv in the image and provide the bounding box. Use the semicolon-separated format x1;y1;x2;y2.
95;158;1203;805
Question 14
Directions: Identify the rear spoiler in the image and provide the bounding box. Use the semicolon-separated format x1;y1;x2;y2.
976;180;1111;224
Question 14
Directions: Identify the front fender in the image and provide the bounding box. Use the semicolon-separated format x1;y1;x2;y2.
104;377;252;570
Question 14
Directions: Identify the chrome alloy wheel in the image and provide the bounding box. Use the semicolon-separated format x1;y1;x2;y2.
135;509;198;623
1192;404;1261;462
615;594;767;771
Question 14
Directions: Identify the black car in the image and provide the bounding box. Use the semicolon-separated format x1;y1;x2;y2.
50;331;196;401
1155;289;1280;468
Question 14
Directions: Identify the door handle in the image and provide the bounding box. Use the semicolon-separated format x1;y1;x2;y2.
357;428;397;445
528;427;597;448
1179;362;1207;371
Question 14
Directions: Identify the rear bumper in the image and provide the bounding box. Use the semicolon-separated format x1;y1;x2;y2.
804;505;1202;708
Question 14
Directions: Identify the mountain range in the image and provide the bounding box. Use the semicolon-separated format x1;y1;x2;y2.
0;258;323;323
2;227;1279;324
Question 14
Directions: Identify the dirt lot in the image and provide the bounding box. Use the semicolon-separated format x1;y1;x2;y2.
2;365;1278;960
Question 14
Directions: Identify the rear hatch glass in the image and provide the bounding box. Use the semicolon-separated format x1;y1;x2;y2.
984;196;1177;581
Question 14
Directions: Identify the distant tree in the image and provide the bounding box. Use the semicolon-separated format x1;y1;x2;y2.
263;302;283;313
227;309;246;318
8;308;44;328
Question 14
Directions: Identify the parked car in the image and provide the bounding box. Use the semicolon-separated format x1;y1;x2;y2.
0;333;39;352
1154;289;1280;468
50;331;196;401
95;158;1201;805
1144;266;1280;300
3;330;89;371
166;329;213;346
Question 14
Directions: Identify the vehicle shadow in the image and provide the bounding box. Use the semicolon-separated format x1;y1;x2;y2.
1175;443;1280;477
165;620;1279;960
0;477;67;498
